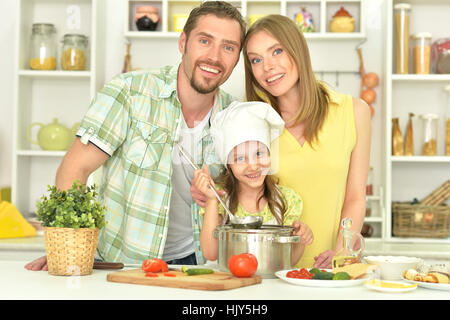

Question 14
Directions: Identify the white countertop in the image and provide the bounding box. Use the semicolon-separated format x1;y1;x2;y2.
1;260;449;300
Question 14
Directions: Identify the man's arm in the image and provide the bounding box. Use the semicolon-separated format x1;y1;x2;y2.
56;137;109;190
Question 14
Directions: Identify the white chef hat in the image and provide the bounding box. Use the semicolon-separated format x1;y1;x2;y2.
210;101;285;165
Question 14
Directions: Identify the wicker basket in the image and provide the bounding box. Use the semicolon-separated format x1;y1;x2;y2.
392;202;450;238
44;227;99;276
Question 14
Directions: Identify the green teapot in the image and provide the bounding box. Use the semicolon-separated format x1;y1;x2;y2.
26;118;73;151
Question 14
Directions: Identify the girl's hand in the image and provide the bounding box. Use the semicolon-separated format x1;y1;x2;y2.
192;164;217;200
292;221;314;246
313;250;336;269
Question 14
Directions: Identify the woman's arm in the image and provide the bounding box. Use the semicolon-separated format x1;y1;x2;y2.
313;97;371;268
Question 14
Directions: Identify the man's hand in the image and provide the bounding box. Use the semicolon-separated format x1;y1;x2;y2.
24;255;48;271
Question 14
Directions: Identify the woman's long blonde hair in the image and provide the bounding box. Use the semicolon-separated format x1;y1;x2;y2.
243;14;330;145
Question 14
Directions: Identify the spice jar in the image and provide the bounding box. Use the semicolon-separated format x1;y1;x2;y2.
135;6;159;31
444;85;450;156
394;3;411;74
412;32;432;74
61;34;88;71
29;23;57;70
420;114;439;156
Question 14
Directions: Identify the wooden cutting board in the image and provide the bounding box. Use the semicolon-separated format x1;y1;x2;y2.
107;269;262;291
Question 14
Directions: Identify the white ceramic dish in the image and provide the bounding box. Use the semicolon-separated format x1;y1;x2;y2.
363;256;422;280
275;269;373;288
364;279;417;293
402;276;450;291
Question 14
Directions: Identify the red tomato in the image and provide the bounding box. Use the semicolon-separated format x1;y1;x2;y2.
142;258;168;273
163;272;176;277
145;272;158;277
228;253;258;277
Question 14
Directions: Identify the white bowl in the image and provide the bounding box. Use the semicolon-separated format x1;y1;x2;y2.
364;256;423;280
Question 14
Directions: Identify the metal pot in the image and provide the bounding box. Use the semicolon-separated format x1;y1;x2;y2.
213;225;300;278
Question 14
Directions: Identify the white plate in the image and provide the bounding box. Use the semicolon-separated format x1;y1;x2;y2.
364;279;417;293
275;269;372;288
401;276;450;291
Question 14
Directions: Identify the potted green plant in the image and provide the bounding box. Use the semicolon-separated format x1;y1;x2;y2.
36;181;106;276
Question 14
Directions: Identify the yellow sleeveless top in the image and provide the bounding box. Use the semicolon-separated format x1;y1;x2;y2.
272;89;356;268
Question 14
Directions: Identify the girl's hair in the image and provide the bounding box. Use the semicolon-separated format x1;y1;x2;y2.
243;14;330;145
215;166;287;225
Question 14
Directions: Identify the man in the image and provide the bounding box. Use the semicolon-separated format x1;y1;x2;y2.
25;1;246;270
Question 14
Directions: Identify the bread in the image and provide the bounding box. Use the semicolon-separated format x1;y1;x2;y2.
429;272;449;284
403;269;418;280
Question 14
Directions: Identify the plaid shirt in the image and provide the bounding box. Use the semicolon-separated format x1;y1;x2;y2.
77;64;234;264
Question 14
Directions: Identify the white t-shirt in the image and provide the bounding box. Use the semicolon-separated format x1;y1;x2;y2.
162;108;213;261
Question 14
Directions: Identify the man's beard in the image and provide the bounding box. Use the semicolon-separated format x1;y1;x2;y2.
189;60;225;94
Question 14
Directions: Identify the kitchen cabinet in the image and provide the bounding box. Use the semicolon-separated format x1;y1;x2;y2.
11;0;106;219
384;0;450;244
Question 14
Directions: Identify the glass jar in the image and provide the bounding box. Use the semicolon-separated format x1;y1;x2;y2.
394;3;411;74
135;6;160;31
445;85;450;156
420;114;439;156
366;167;373;196
61;34;88;70
412;32;432;74
29;23;57;70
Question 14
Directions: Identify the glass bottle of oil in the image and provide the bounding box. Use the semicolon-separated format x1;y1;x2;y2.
332;218;365;268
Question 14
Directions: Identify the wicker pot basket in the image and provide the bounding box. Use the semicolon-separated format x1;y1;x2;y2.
392;203;450;238
44;227;99;276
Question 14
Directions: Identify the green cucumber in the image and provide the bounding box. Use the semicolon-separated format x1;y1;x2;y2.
182;267;214;276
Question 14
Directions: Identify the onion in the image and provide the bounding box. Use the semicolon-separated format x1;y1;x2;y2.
361;89;376;104
363;72;379;88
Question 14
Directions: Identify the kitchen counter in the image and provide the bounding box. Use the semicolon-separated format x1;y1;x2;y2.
1;236;450;262
1;260;448;300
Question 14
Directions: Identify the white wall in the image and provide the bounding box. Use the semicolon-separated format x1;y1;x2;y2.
0;0;385;193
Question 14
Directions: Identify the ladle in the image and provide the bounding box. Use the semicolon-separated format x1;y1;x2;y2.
177;144;263;229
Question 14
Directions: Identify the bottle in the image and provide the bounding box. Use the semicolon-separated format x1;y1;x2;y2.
412;32;432;74
392;118;404;155
404;113;415;156
394;3;411;74
29;23;57;70
61;34;88;70
332;218;365;268
420;114;439;156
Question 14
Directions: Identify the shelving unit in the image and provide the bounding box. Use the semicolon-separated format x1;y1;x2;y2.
384;0;450;244
11;0;105;218
124;0;366;40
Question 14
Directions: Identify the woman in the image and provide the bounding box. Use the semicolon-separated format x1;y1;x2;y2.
243;14;371;268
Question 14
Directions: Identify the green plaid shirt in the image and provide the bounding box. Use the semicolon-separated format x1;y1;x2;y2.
77;64;234;264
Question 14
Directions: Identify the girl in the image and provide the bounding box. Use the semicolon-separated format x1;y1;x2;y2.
193;100;313;264
243;15;371;268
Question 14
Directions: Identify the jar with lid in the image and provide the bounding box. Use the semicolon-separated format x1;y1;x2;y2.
29;23;57;70
444;85;450;156
394;3;411;74
420;114;439;156
61;34;88;70
412;32;432;74
135;6;160;31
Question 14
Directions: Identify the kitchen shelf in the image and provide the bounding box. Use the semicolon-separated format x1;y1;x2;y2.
12;0;105;218
391;74;450;82
391;156;450;163
125;0;366;38
16;150;66;157
364;217;382;223
384;0;450;244
18;70;92;79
